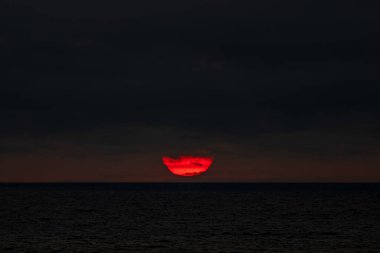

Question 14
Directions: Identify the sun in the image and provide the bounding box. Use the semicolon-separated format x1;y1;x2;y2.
162;155;214;177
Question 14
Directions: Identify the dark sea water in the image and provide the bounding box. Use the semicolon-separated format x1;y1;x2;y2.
1;183;380;252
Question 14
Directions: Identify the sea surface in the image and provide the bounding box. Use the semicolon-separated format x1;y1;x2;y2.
0;183;380;252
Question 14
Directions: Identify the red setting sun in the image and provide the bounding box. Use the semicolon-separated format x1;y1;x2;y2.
162;156;214;177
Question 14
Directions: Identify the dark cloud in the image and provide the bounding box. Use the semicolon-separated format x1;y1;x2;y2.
1;0;379;162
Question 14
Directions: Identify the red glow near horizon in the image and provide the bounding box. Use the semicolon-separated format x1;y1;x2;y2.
162;156;214;177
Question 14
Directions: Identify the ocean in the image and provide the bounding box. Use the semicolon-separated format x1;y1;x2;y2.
1;183;379;252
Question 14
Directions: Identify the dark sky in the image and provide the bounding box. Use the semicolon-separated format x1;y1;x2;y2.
1;0;380;182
